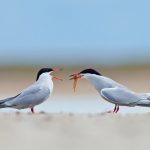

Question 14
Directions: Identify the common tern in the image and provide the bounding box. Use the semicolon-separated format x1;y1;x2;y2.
70;68;150;113
0;68;62;113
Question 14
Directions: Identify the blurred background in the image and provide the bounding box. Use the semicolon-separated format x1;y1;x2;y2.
0;0;150;113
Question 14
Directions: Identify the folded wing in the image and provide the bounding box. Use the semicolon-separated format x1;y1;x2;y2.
1;84;50;109
101;87;141;106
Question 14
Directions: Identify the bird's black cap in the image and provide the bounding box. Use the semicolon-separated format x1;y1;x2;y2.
36;68;53;81
80;69;102;76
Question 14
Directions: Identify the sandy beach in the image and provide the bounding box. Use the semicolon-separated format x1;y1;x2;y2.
0;67;149;150
1;0;150;149
0;113;150;150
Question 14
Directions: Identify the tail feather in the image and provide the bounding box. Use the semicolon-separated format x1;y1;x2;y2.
0;93;21;108
0;104;7;108
137;99;150;107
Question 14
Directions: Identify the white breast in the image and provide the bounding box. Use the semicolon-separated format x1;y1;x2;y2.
37;73;54;94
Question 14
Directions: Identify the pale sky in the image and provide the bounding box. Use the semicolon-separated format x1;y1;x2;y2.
0;0;150;66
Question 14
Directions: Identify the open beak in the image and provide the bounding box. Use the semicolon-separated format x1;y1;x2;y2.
51;68;63;81
69;73;82;92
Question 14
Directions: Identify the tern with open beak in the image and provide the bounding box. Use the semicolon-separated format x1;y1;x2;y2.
70;68;150;113
0;68;62;113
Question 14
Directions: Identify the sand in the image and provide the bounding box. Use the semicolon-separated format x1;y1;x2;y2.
0;113;150;150
0;67;150;150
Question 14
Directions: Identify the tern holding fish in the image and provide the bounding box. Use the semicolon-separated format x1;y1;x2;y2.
70;68;150;113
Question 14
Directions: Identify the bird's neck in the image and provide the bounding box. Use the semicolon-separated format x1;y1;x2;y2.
37;74;54;92
85;75;109;91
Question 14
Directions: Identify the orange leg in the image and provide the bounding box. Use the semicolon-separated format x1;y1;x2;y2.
113;105;119;113
116;106;119;113
113;105;117;113
31;107;35;114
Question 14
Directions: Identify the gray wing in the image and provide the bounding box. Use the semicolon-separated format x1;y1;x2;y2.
0;93;21;104
5;84;50;109
137;93;150;100
135;93;150;107
101;87;141;106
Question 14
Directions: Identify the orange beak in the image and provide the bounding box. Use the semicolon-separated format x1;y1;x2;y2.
69;73;82;92
51;68;63;81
